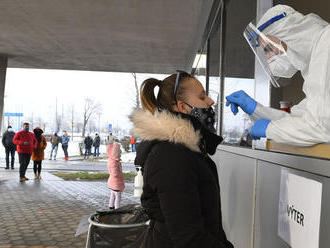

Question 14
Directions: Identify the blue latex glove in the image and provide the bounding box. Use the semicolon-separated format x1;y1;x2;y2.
225;90;257;115
250;118;271;140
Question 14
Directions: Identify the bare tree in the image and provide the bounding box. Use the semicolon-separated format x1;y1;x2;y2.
36;116;47;132
132;73;141;109
96;112;102;134
82;98;102;137
76;122;83;133
54;98;62;132
88;120;97;134
70;105;75;141
27;113;34;129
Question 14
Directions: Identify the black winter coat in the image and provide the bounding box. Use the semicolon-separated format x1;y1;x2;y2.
93;136;101;147
2;131;16;149
132;110;234;248
84;136;93;149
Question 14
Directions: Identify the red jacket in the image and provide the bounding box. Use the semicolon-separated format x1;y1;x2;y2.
13;130;38;154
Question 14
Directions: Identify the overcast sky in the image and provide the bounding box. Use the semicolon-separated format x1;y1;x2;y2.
4;68;167;132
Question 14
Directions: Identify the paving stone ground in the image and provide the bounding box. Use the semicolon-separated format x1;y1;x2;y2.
0;170;139;248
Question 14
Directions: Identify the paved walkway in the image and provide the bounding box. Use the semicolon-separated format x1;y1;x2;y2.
0;170;139;248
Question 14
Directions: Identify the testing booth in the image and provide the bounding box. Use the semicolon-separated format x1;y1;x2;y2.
197;0;330;247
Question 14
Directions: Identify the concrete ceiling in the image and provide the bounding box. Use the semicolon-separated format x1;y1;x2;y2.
0;0;213;74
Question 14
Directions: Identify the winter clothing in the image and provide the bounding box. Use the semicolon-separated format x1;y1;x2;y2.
84;148;91;159
49;134;61;160
62;145;68;159
2;130;16;149
109;190;122;209
3;130;16;169
84;136;93;149
93;135;101;157
131;109;233;248
94;147;100;157
50;134;61;146
93;135;101;147
14;129;37;180
18;153;31;179
32;128;47;161
131;137;136;152
13;130;38;154
107;143;125;192
33;161;42;174
84;136;93;159
108;134;115;144
61;134;70;159
50;145;58;160
5;148;15;169
61;135;70;146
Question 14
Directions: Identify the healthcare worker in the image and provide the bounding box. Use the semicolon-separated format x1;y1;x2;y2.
226;5;330;146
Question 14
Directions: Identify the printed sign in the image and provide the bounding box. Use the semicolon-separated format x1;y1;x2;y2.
278;169;322;248
4;112;23;117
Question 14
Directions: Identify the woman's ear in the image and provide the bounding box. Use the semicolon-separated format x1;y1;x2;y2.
177;100;190;114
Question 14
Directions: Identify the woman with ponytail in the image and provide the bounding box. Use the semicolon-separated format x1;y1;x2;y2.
131;72;233;248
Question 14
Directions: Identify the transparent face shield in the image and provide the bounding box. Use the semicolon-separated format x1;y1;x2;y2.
243;22;288;88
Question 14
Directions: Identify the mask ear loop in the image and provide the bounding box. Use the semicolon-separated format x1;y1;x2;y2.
183;102;194;110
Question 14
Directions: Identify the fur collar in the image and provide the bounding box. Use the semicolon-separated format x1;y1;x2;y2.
130;109;201;153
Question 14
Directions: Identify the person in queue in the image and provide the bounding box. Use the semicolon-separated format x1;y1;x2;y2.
2;125;16;170
13;122;37;182
131;71;234;248
61;131;70;160
226;5;330;146
49;132;61;160
31;127;47;179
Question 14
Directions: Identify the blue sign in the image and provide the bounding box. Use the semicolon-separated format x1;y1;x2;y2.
109;124;113;132
4;112;23;117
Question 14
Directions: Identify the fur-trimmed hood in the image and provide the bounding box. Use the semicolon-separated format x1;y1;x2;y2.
130;109;201;153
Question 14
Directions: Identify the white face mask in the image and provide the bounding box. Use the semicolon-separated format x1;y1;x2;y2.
8;128;13;132
268;53;298;78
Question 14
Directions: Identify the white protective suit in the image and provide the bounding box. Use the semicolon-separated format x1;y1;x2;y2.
252;5;330;146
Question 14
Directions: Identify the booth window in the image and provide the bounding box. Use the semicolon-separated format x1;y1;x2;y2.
222;77;254;144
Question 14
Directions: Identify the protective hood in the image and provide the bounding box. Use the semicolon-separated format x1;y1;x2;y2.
257;5;328;78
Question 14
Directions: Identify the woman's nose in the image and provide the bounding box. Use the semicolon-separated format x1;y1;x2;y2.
207;96;214;107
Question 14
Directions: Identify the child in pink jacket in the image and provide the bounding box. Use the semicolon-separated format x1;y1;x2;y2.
107;142;125;209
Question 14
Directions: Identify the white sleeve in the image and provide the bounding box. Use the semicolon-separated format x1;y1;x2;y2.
251;103;289;121
251;97;307;121
266;115;328;146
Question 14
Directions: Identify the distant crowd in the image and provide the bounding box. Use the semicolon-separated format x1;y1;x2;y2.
2;123;70;182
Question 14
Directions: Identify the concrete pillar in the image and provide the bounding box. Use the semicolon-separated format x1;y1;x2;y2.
0;56;8;132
